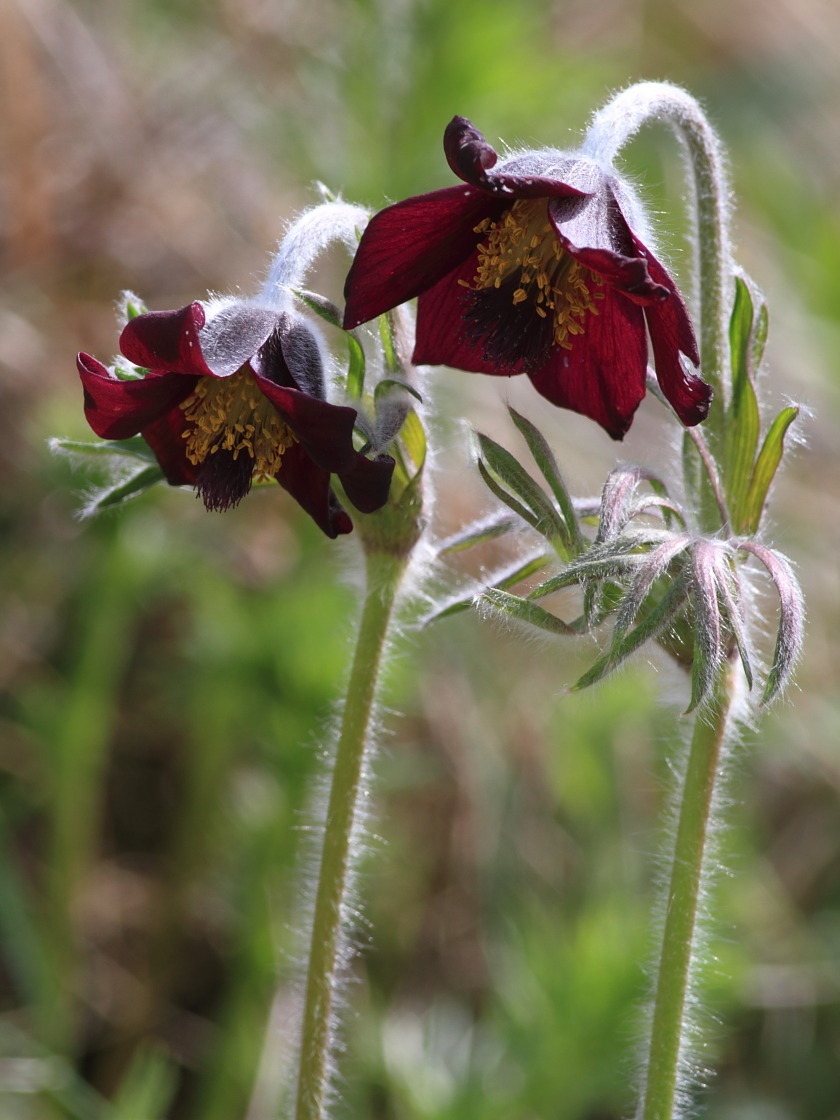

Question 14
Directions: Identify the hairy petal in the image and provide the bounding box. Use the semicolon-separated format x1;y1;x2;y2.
119;303;215;376
343;187;499;328
275;443;353;538
527;287;649;439
140;408;197;486
78;352;197;440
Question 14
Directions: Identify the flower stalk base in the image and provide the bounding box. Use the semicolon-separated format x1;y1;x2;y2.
638;656;740;1120
294;545;409;1120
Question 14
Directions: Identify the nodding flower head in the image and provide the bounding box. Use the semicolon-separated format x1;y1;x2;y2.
77;299;394;537
344;115;712;440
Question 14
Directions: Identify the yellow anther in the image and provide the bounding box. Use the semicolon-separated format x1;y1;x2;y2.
181;367;296;479
470;199;602;350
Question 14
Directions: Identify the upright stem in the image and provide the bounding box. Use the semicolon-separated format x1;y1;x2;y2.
294;547;408;1120
638;656;739;1120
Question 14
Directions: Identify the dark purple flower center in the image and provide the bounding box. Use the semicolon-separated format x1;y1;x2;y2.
460;198;604;371
180;366;297;510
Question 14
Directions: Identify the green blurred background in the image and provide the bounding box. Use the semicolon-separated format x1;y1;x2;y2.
2;0;839;1117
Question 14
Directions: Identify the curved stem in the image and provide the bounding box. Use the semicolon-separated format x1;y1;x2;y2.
261;201;371;308
294;548;408;1120
584;83;731;403
638;656;739;1120
585;83;732;527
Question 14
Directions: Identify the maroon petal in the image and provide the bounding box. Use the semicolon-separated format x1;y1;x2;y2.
444;116;591;202
275;443;353;538
412;256;521;375
633;235;700;365
444;115;499;183
645;302;712;426
631;236;710;426
252;374;359;473
527;288;649;439
343;186;501;329
120;303;215;376
140;408;197;486
78;352;197;440
338;452;395;514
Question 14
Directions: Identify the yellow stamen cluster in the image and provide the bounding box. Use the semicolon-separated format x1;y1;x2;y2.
463;198;604;349
181;367;296;478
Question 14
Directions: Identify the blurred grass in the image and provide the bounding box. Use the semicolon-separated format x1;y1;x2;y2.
1;0;840;1117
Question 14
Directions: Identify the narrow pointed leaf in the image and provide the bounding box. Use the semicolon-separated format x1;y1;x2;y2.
714;560;754;690
737;541;805;703
572;575;689;691
475;432;569;545
85;465;166;513
439;513;517;554
398;409;426;473
346;332;366;399
379;310;402;375
293;287;343;329
725;277;761;530
476;459;544;534
741;406;799;534
685;542;723;713
51;436;159;464
751;298;769;371
481;587;579;636
528;555;640;600
508;407;582;552
613;537;692;637
424;553;552;624
374;378;423;403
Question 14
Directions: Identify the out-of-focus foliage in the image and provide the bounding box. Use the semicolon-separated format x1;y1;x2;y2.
1;0;839;1117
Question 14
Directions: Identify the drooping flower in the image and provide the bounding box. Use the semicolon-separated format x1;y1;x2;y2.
343;116;712;439
77;299;394;537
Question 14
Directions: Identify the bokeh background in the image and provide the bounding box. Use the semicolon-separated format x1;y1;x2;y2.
2;0;840;1117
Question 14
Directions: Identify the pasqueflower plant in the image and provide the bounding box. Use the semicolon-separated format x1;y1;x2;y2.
61;84;804;1120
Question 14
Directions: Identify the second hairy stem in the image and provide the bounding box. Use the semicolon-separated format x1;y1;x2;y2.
295;547;407;1120
639;656;739;1120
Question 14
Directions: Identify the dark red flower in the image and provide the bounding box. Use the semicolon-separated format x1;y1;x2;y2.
78;300;394;537
344;116;712;439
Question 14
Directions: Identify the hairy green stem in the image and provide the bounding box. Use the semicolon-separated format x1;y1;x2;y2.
294;547;408;1120
585;83;733;529
638;657;739;1120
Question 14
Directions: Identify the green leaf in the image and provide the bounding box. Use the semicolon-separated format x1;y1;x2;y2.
398;409;426;474
292;287;342;328
571;574;688;691
481;587;579;636
86;465;167;513
741;405;799;534
50;436;159;464
725;276;761;530
378;310;402;375
751;298;769;371
439;514;517;553
508;407;582;553
423;554;551;624
475;432;569;546
374;377;423;403
346;332;366;399
123;293;149;320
